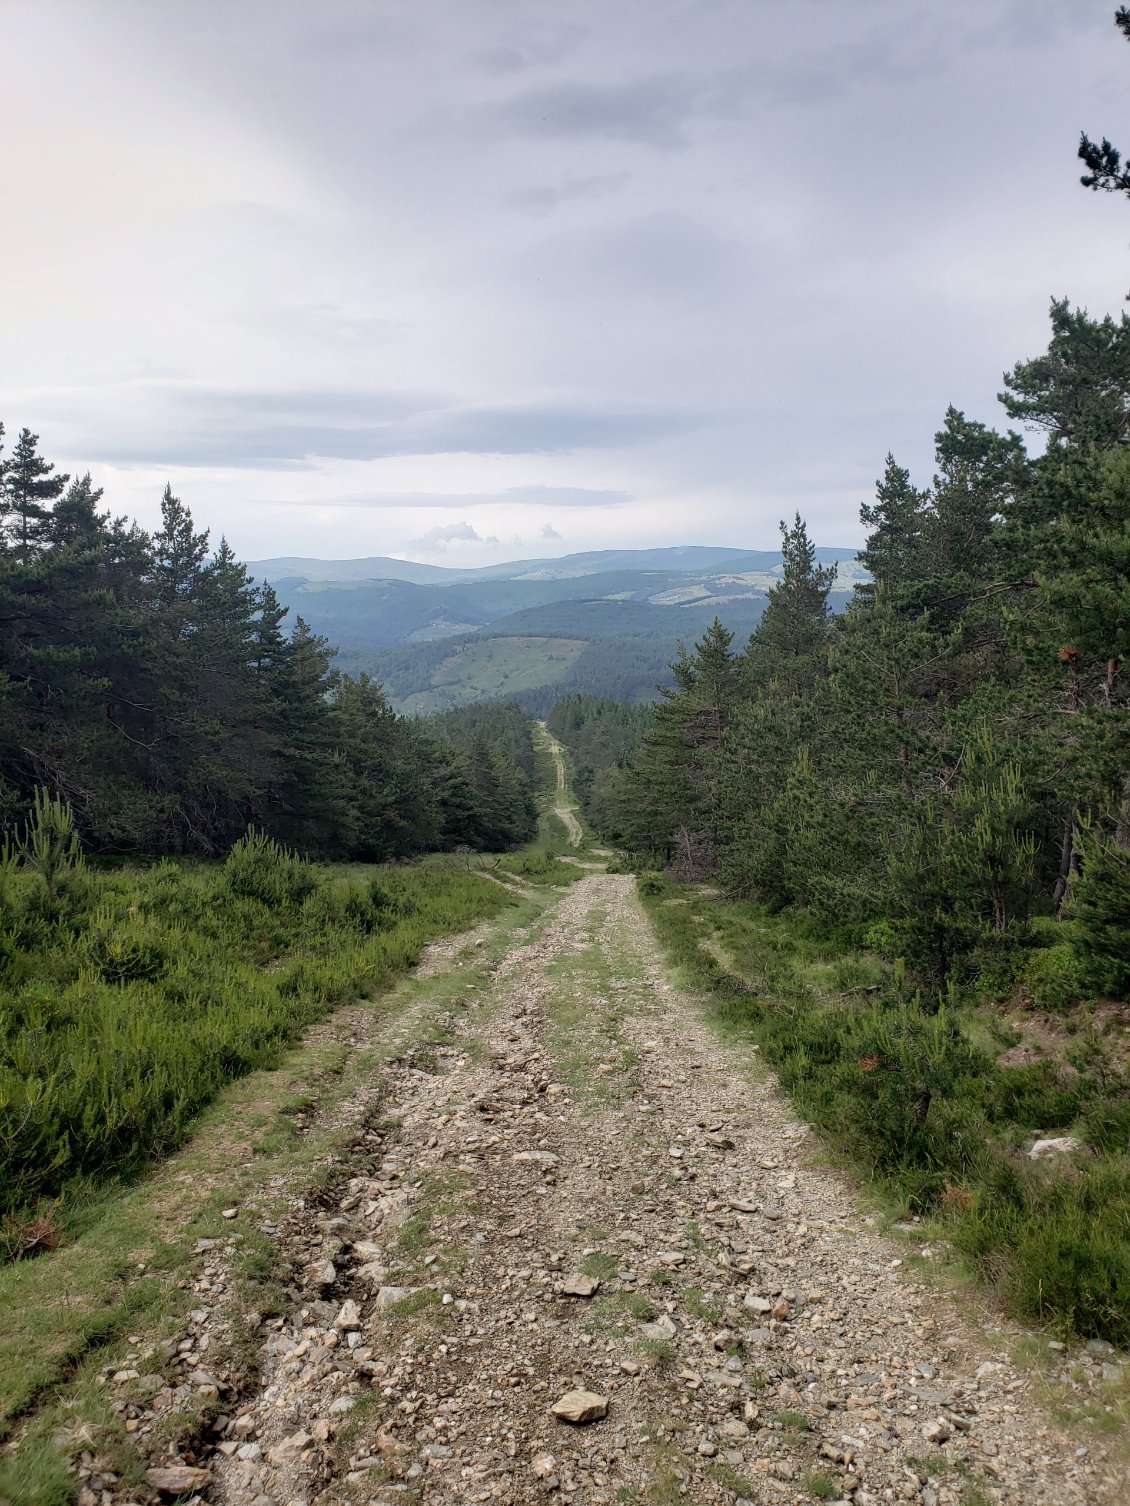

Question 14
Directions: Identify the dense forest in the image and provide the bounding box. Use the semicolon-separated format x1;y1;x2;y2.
0;452;537;859
605;338;1129;998
545;694;652;830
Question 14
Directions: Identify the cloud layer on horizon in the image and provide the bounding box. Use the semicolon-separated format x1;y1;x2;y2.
1;0;1127;562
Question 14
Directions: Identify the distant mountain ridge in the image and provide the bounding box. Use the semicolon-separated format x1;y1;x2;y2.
249;543;858;586
247;543;866;714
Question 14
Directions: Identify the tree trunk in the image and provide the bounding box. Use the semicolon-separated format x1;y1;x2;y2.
1053;811;1077;913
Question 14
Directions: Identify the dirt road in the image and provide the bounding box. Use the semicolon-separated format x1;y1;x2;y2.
538;722;584;847
182;874;1124;1506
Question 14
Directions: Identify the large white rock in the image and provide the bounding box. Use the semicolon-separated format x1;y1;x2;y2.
550;1389;609;1423
375;1284;412;1308
641;1314;678;1342
1028;1136;1085;1159
146;1466;212;1494
333;1299;362;1329
562;1272;600;1297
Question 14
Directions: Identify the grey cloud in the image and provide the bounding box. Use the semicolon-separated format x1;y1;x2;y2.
475;24;587;75
485;76;706;150
541;522;563;539
51;385;700;468
243;486;629;511
505;171;632;217
4;0;1124;565
480;46;918;153
522;212;746;306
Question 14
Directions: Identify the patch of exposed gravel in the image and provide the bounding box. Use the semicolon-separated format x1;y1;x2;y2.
127;876;1125;1506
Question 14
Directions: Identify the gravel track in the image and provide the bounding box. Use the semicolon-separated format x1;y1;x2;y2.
168;876;1124;1506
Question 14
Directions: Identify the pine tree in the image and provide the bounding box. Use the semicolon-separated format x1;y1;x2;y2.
1000;300;1130;452
926;408;1027;598
857;454;929;602
745;513;835;694
47;474;106;548
1;429;69;558
618;620;739;867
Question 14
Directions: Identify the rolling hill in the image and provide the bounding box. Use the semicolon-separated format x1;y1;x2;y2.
247;544;864;713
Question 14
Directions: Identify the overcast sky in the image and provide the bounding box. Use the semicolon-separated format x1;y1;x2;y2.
3;1;1129;565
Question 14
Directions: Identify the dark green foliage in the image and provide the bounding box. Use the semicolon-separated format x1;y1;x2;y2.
613;619;744;872
1000;299;1130;450
423;704;539;849
1069;823;1130;996
0;439;546;861
857;453;928;598
546;694;651;834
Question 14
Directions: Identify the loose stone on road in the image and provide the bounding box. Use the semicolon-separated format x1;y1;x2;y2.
187;875;1123;1506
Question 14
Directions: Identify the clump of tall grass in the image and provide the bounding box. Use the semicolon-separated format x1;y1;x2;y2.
0;800;507;1234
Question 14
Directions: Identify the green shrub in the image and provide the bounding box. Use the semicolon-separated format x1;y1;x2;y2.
953;1157;1130;1344
85;914;178;985
1020;944;1085;1012
637;871;665;897
223;829;320;908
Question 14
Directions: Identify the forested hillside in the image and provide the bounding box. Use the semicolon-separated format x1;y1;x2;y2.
545;694;652;831
610;355;1129;990
357;595;798;713
0;450;538;858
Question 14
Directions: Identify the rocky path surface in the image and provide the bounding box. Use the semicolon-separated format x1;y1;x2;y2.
161;877;1123;1506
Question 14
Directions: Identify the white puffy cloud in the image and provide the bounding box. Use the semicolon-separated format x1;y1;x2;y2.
410;521;499;549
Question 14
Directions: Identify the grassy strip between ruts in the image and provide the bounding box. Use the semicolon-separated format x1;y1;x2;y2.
637;873;1130;1348
0;883;547;1505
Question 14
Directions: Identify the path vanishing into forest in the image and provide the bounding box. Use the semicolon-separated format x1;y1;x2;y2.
538;722;584;847
139;872;1125;1506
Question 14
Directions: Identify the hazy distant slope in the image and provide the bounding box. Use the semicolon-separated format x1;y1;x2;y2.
248;555;461;585
249;543;863;589
247;546;865;692
349;594;792;714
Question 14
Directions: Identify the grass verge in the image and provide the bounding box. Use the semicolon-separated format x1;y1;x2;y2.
638;874;1130;1347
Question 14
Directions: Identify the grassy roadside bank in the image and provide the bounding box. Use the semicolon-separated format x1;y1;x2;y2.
637;873;1130;1348
0;831;511;1237
0;866;550;1504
